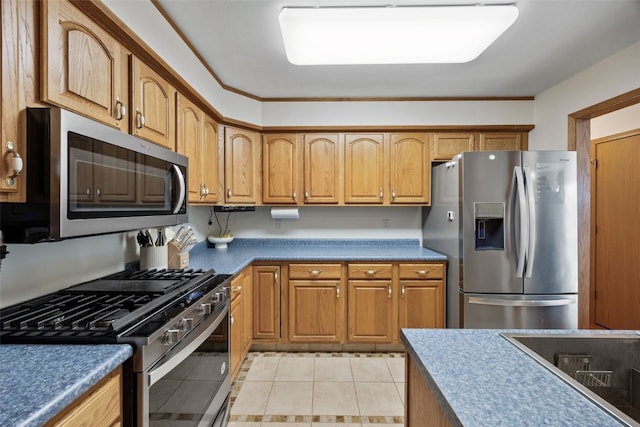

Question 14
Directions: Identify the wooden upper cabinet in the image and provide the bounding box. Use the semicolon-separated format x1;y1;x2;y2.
263;134;300;204
304;134;341;204
432;133;476;161
130;56;176;150
389;133;430;204
478;132;524;151
224;126;261;204
344;134;386;204
41;0;129;131
176;94;220;204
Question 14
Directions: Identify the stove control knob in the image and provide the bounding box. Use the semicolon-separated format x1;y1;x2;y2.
180;318;194;331
198;303;212;315
163;329;180;345
213;292;224;303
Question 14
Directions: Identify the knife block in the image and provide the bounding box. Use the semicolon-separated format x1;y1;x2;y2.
168;242;189;270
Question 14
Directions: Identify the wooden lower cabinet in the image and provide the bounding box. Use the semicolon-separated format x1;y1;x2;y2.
230;267;252;381
46;366;122;427
287;263;344;343
347;263;396;343
398;263;446;329
253;265;281;342
230;293;243;381
405;355;452;427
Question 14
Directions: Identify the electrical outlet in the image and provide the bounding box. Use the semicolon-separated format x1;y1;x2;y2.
383;218;390;228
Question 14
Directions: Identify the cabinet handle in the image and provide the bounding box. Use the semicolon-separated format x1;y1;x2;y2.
336;284;340;299
115;97;126;120
232;286;242;293
388;284;392;299
227;188;232;198
363;269;377;277
416;270;429;277
200;184;206;199
5;141;23;186
85;187;91;196
96;187;101;197
204;185;209;197
292;189;297;201
230;314;234;325
392;189;396;200
379;188;384;200
309;269;322;278
304;190;309;202
274;271;278;281
136;110;145;129
401;284;406;298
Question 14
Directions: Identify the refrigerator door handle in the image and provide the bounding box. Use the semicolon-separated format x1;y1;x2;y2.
523;165;537;278
468;296;576;307
514;167;528;278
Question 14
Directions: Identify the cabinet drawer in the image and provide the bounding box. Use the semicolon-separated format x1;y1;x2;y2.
348;263;392;279
289;263;342;279
399;263;444;279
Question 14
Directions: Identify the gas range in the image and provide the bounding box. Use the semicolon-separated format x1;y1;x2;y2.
0;268;233;427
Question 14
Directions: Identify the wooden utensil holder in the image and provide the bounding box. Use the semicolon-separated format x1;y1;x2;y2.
168;241;189;269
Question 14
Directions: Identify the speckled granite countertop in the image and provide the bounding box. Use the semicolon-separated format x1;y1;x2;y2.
0;344;132;427
188;238;446;274
401;328;639;427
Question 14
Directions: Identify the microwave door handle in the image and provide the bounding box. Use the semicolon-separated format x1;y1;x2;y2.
514;166;528;278
171;164;186;214
523;165;536;278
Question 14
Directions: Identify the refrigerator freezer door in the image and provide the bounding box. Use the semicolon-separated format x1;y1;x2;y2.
521;151;578;294
463;293;578;329
461;151;523;294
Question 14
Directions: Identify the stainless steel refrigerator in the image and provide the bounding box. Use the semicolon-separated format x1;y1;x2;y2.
422;151;578;329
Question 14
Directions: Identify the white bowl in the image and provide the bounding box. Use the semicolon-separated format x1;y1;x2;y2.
207;235;234;249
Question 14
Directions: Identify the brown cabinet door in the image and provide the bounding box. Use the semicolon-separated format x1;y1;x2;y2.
289;279;344;343
263;134;300;204
347;280;396;343
230;294;243;382
344;134;385;204
389;133;430;204
242;266;253;353
130;56;176;150
201;114;221;203
478;132;522;151
432;133;476;161
41;0;128;132
176;94;204;202
253;266;281;341
399;280;445;329
304;134;341;204
224;126;261;204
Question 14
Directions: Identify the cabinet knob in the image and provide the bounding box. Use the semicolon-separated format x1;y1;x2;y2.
401;284;406;298
304;190;309;202
292;189;297;201
96;187;101;197
274;271;278;281
309;269;322;277
388;284;392;299
392;189;396;200
379;188;384;200
336;284;340;299
115;97;126;121
416;270;429;277
363;269;378;277
227;188;232;198
136;110;145;130
5;142;23;186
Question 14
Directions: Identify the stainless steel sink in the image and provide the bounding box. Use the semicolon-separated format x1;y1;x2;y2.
501;332;640;426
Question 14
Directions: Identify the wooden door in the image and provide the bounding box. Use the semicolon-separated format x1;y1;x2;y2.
478;133;523;151
289;280;343;343
224;127;261;204
241;267;253;354
304;134;341;204
131;56;175;150
176;94;203;202
344;134;385;204
432;133;475;161
253;266;281;341
201;114;221;203
591;130;640;329
263;134;300;204
347;280;395;342
230;294;243;381
399;281;445;329
389;133;430;204
42;0;128;131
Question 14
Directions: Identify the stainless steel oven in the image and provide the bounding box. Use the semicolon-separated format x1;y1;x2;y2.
0;269;231;427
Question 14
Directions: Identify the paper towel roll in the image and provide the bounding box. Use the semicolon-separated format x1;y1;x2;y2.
270;207;300;219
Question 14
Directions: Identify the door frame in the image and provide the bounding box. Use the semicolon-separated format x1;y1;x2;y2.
568;87;640;328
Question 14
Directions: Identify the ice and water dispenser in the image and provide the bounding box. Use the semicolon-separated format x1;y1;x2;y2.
474;202;505;250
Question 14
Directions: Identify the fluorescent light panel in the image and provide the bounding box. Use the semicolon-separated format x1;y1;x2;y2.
279;5;519;65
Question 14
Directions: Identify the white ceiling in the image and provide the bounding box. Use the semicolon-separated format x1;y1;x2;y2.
155;0;640;100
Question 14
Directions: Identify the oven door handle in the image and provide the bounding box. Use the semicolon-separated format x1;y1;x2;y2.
148;303;228;387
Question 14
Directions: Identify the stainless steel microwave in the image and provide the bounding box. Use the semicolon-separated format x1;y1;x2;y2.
0;107;188;243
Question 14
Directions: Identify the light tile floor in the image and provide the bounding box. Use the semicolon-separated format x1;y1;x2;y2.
229;352;405;427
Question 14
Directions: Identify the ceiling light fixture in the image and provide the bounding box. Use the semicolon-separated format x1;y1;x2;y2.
279;4;519;65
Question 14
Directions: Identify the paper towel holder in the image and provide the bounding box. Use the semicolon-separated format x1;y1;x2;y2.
270;207;300;219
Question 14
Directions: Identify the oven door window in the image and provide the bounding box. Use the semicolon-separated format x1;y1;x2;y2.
67;131;177;218
148;321;230;426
